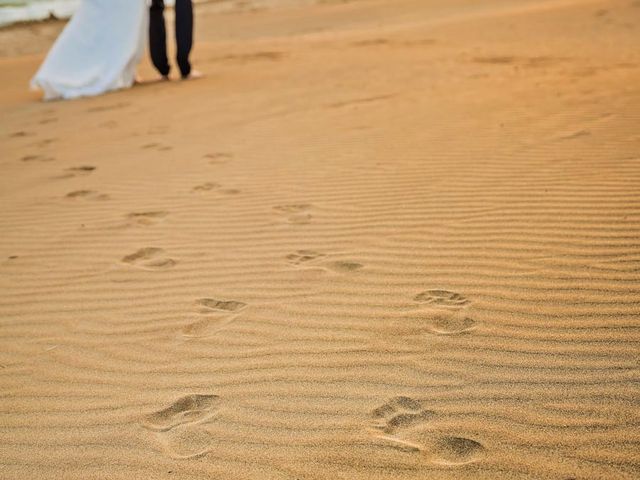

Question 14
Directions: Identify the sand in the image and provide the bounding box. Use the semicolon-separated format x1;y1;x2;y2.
1;0;639;478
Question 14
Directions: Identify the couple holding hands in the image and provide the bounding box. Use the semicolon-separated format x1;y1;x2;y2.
32;0;201;101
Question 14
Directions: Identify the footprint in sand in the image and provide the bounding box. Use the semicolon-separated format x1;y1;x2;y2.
192;182;221;193
87;101;131;113
369;397;485;465
9;131;33;138
58;166;96;179
121;247;175;270
141;142;172;152
371;396;435;435
142;394;220;431
286;250;363;273
192;183;240;195
204;152;233;165
125;211;168;226
412;290;477;335
34;138;57;148
159;425;216;459
557;129;591;141
67;165;96;174
274;204;313;225
473;55;517;65
21;154;55;163
414;290;469;307
213;51;285;63
431;436;485;466
352;38;390;47
196;298;247;313
141;394;220;459
286;250;326;266
183;298;247;337
422;312;476;335
66;190;109;201
327;260;364;272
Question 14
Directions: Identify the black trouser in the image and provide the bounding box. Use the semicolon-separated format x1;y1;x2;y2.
149;0;193;78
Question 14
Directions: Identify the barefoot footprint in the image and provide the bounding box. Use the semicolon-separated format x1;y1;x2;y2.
66;165;96;175
142;394;220;431
183;298;247;337
411;289;477;335
53;165;96;180
66;190;109;201
192;182;221;192
196;298;247;313
204;152;233;165
286;250;363;273
141;394;221;459
327;261;363;272
141;143;172;151
160;425;215;459
121;247;175;270
370;397;485;465
274;204;313;224
21;154;54;162
192;183;240;195
414;290;469;307
371;396;435;435
125;211;168;227
286;250;326;266
420;311;477;335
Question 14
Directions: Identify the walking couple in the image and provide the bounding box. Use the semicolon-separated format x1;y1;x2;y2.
32;0;201;101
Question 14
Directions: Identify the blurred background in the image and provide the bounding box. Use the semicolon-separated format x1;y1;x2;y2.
0;0;320;27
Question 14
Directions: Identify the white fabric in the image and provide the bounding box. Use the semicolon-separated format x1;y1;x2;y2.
31;0;148;100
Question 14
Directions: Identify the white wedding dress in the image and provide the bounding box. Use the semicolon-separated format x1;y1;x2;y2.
31;0;148;100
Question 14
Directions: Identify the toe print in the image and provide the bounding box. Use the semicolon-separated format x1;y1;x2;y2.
274;204;313;225
125;211;168;227
286;250;326;266
371;396;434;434
192;182;221;192
414;290;469;307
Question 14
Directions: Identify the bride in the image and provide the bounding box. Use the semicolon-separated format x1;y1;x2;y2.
31;0;148;100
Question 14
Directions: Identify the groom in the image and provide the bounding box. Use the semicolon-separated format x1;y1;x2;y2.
149;0;200;79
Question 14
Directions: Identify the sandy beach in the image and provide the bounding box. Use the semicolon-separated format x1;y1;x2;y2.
1;0;639;478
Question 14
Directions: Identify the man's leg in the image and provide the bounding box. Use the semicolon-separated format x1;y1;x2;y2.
175;0;193;78
149;0;170;77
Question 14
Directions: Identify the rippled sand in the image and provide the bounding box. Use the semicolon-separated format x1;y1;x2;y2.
1;0;639;478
